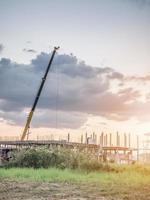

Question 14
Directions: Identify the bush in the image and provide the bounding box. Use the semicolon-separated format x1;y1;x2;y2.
7;147;81;169
7;147;140;173
8;148;53;168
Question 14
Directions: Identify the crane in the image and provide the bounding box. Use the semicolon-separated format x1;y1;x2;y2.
21;46;59;141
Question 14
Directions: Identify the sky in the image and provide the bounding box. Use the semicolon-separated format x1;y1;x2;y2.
0;0;150;143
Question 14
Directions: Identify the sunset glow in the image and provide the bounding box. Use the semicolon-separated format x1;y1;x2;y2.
0;0;150;142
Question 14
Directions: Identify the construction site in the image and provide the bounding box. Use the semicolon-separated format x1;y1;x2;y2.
0;47;149;166
1;1;150;199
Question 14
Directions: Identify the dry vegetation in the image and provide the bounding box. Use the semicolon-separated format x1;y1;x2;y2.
0;148;150;200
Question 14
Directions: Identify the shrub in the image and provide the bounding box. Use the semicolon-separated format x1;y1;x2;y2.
7;147;145;173
7;147;78;169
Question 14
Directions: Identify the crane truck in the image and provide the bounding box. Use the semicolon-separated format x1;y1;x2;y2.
21;47;59;141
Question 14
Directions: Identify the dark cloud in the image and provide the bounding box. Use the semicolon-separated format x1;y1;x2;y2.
0;43;4;53
128;0;150;8
23;48;37;53
0;51;148;128
0;109;87;129
31;52;116;79
107;71;124;80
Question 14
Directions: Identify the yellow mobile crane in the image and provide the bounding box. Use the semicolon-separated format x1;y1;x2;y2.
21;47;59;141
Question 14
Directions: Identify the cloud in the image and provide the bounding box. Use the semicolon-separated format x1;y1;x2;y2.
125;75;150;82
0;51;149;128
107;71;124;80
128;0;150;8
0;109;87;129
23;48;37;53
0;43;4;53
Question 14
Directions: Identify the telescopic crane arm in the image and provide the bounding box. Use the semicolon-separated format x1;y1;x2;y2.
21;47;59;141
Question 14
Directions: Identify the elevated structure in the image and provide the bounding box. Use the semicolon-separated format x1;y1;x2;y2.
0;139;136;164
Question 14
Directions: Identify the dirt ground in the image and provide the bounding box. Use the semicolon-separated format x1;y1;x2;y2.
0;179;107;200
1;179;150;200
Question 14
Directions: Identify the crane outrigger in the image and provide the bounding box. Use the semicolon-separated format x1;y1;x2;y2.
21;47;59;141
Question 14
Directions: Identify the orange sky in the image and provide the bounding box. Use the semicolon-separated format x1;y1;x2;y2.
0;0;150;144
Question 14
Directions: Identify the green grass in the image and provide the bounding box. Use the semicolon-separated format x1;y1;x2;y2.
0;166;150;186
1;167;150;199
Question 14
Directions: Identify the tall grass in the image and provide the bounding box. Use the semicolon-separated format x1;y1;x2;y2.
0;167;150;187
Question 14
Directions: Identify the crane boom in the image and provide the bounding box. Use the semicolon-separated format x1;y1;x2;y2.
21;46;59;141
